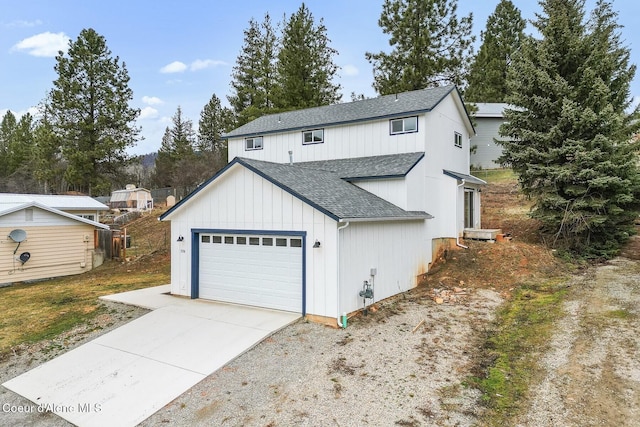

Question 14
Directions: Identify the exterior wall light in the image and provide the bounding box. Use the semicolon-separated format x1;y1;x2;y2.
313;240;321;248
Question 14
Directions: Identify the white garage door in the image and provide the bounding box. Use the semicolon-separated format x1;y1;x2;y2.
198;233;303;312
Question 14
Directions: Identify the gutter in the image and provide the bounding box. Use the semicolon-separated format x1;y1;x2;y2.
456;180;468;249
336;221;350;328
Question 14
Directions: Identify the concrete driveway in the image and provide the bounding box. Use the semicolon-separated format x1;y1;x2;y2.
2;285;300;427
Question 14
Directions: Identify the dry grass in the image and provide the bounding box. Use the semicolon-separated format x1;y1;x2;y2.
0;210;171;357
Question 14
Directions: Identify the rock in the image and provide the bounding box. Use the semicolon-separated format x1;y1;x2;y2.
435;297;444;304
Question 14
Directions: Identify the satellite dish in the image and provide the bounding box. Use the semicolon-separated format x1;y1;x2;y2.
19;252;30;264
8;229;27;243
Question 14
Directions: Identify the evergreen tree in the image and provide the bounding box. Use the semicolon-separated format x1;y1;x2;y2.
0;111;17;180
465;0;526;102
47;28;140;196
276;3;341;109
228;14;278;126
153;127;174;188
7;113;35;176
366;0;474;95
32;109;65;194
152;107;199;196
198;93;234;172
499;0;640;257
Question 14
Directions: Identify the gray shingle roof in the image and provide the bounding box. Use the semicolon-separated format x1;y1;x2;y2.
160;154;433;222
443;170;487;185
239;157;431;221
298;152;424;181
224;85;458;138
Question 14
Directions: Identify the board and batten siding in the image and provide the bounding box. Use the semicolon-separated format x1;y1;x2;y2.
228;115;426;163
0;224;96;284
166;163;339;318
338;220;429;315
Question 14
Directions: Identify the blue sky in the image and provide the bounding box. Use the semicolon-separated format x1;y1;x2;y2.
2;0;639;155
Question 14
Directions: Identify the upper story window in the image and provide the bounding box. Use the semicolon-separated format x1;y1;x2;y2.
390;116;418;135
454;132;463;148
245;136;263;150
302;129;324;145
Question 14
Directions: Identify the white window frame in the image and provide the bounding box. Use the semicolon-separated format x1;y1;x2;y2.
454;132;463;148
390;116;418;135
245;136;263;151
302;129;324;145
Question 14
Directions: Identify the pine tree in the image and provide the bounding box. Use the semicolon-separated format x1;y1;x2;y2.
276;3;341;109
465;0;526;102
499;0;640;257
152;107;199;196
7;113;35;176
198;93;234;172
228;14;278;126
153;127;174;189
32;109;65;194
47;28;140;196
366;0;474;95
0;111;17;181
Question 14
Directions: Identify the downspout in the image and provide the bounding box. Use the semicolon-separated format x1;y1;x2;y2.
336;221;350;328
456;180;468;249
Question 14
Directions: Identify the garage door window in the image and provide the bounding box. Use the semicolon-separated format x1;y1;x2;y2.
200;234;303;248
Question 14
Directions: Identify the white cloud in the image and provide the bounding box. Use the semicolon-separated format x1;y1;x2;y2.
190;59;226;71
142;96;164;106
12;31;69;57
160;61;187;73
5;19;43;28
0;106;40;119
139;106;159;120
342;64;359;77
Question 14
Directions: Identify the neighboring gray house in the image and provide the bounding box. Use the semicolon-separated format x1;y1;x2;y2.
470;103;509;169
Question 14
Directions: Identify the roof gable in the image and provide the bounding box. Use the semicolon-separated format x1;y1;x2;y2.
0;202;110;229
224;85;471;138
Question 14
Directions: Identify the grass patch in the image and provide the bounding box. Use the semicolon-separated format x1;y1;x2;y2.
0;257;169;356
606;309;635;320
470;168;516;184
469;281;567;426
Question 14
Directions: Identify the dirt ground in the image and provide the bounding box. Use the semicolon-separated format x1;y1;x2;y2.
516;236;640;427
3;177;640;426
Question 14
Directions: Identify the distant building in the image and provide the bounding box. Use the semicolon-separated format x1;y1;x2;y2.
109;185;153;212
470;103;509;169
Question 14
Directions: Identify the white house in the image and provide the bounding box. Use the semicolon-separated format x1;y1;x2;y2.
470;103;509;169
110;185;154;212
160;85;486;326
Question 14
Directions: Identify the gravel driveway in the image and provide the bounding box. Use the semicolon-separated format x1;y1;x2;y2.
140;288;503;427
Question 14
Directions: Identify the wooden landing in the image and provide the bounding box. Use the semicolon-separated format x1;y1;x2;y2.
463;228;503;241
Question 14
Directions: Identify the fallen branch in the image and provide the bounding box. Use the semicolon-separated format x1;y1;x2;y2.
412;319;425;333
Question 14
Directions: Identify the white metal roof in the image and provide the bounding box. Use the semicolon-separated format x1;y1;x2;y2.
0;193;109;211
473;103;510;118
0;201;110;229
